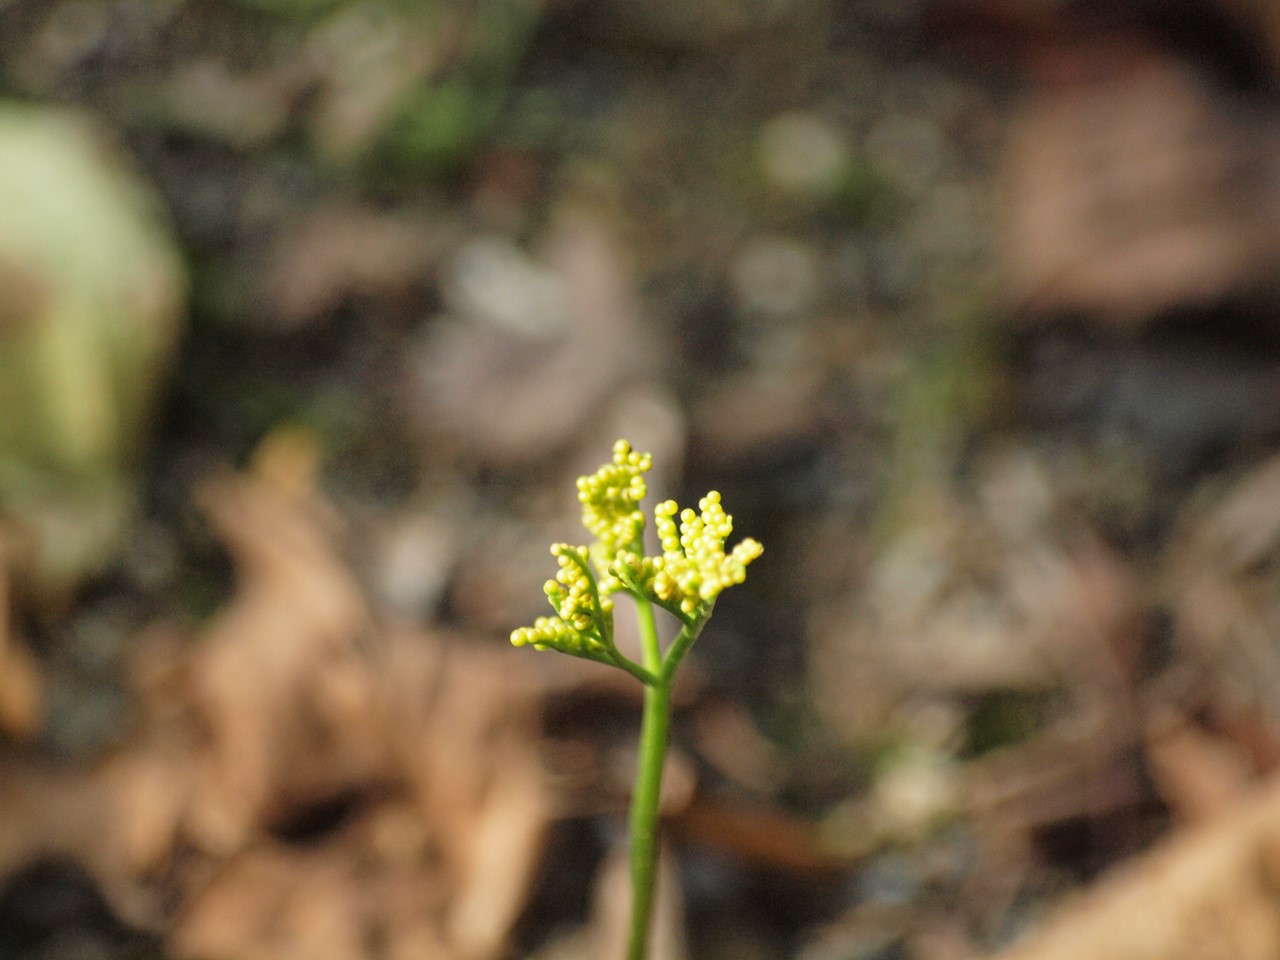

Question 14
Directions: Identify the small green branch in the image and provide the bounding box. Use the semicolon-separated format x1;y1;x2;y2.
605;648;658;686
660;607;711;684
649;594;699;628
563;546;613;643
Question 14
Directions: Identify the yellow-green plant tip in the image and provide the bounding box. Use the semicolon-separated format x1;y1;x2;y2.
508;440;766;960
576;439;655;581
513;441;761;672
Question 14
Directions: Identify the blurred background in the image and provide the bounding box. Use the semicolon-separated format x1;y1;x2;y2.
5;0;1280;958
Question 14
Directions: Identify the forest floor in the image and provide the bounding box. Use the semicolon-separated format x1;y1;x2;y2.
3;2;1280;959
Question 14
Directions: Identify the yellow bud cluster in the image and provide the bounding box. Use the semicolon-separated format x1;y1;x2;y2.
510;543;615;660
648;491;763;616
510;615;605;657
577;439;652;583
511;440;761;665
543;543;613;631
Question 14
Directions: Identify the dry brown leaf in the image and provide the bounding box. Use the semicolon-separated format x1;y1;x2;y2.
0;633;41;740
1144;709;1255;824
0;746;190;929
1163;454;1280;737
171;801;455;960
384;629;552;959
176;449;551;959
184;466;380;853
0;629;190;928
445;744;550;959
811;473;1144;737
986;771;1280;960
0;444;557;960
0;550;41;740
259;204;453;330
999;38;1280;328
409;204;657;468
675;794;846;875
965;704;1146;844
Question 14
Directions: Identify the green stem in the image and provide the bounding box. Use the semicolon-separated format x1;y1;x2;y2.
624;600;707;959
626;659;671;960
660;607;710;685
605;649;658;686
634;595;662;675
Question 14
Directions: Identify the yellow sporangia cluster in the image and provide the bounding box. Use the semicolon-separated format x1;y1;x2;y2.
511;543;612;649
647;491;763;616
511;440;762;662
509;614;606;657
547;542;615;630
577;438;651;592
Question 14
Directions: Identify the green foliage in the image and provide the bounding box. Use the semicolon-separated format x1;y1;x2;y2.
387;79;503;179
0;102;184;600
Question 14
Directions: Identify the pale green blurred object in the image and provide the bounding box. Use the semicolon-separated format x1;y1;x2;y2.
0;102;184;604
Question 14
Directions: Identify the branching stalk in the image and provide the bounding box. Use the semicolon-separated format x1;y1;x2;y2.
509;440;761;960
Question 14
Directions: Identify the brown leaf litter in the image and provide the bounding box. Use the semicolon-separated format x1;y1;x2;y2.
985;769;1280;960
0;430;552;960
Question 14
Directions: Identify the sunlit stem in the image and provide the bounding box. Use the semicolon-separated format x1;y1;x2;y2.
605;648;658;686
626;596;669;960
660;606;709;685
